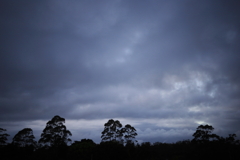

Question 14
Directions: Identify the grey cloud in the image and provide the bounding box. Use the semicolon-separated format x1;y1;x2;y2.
1;0;240;143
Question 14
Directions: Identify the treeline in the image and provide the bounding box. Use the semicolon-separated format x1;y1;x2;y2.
0;115;240;160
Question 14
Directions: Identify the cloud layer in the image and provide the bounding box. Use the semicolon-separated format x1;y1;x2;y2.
1;0;240;143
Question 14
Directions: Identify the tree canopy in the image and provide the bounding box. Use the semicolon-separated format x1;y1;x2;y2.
192;124;219;143
101;119;138;144
101;119;123;142
122;124;138;144
38;115;72;147
0;128;9;145
12;128;37;147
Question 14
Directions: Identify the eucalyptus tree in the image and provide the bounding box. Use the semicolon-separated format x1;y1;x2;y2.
101;119;123;142
0;128;9;145
12;128;37;147
122;124;137;144
38;115;72;147
192;124;219;143
101;119;138;144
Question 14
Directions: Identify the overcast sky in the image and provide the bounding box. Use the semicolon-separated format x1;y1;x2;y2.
1;0;240;144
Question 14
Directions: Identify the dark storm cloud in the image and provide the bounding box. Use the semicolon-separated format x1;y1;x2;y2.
1;0;240;143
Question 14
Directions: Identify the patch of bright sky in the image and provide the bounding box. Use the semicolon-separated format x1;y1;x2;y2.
195;121;209;125
139;118;196;128
164;71;216;97
188;106;201;112
188;105;213;115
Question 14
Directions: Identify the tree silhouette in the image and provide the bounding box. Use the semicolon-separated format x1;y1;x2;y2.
192;124;219;143
122;124;138;144
38;115;72;147
0;128;9;145
225;134;238;144
101;119;123;142
12;128;37;147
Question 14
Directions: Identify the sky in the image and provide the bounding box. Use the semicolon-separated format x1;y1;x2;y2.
1;0;240;144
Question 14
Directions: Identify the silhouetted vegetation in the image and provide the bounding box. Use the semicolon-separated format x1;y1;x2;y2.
101;119;137;144
1;117;240;160
12;128;37;147
0;128;9;145
38;115;72;148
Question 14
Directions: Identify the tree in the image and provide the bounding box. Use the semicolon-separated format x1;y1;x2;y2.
192;124;219;142
122;124;137;144
38;115;72;147
225;134;238;144
0;128;9;145
101;119;123;142
12;128;37;147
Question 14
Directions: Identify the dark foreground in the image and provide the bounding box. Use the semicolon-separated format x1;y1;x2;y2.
1;139;240;160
